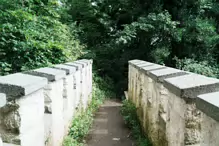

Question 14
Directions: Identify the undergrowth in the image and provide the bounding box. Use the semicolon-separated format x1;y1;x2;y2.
121;99;152;146
63;73;115;146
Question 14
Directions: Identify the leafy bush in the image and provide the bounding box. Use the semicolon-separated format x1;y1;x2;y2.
174;57;219;78
121;100;152;146
0;0;83;75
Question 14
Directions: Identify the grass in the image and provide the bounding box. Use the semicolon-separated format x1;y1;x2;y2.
63;73;115;146
121;99;152;146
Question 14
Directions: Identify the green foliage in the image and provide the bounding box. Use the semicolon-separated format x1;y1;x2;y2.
63;73;115;146
174;57;219;78
121;100;152;146
0;0;83;75
65;0;219;95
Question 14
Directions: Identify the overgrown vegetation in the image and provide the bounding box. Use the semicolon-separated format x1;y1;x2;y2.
65;0;219;95
121;99;152;146
0;0;83;75
63;73;115;146
2;0;219;95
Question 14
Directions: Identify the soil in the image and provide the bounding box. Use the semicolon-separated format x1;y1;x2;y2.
85;99;135;146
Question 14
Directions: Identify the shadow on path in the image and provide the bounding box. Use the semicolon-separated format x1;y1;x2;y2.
86;99;135;146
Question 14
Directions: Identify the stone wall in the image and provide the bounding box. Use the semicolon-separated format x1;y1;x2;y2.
0;59;93;146
128;60;219;146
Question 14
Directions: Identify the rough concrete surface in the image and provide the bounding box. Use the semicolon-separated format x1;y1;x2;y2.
26;67;66;82
86;99;135;146
52;64;77;75
0;73;47;98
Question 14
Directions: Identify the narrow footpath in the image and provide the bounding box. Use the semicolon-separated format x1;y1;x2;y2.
86;100;135;146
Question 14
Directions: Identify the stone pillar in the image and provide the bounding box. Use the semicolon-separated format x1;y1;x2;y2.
0;73;47;146
134;63;166;143
146;67;187;146
74;61;88;110
128;60;153;105
90;60;93;97
52;64;77;133
78;59;93;104
196;92;219;146
65;62;83;111
26;68;66;146
0;93;6;146
164;74;219;146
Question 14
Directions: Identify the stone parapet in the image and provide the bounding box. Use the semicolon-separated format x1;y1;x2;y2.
128;59;219;146
0;59;93;146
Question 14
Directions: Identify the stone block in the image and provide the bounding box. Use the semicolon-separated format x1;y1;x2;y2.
77;59;90;65
164;74;219;99
0;93;6;108
0;73;47;100
79;59;93;64
128;59;143;65
52;64;77;75
0;89;45;146
197;92;219;122
3;143;20;146
74;60;87;67
62;74;75;132
25;67;66;82
64;62;83;70
43;80;64;146
148;67;188;82
135;62;154;70
140;64;166;75
44;113;52;146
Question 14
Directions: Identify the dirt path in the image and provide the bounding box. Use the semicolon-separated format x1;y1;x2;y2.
86;99;135;146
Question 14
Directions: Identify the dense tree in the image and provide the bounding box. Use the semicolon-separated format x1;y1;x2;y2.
1;0;219;95
66;0;219;94
0;0;83;75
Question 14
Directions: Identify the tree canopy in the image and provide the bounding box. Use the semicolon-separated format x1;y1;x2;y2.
1;0;219;95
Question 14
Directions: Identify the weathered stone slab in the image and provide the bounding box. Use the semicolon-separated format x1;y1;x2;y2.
3;143;20;146
77;59;90;65
135;62;154;70
128;59;142;65
0;73;47;99
140;64;166;75
164;74;219;98
197;92;219;122
52;64;77;75
79;59;93;64
0;93;6;107
74;60;87;67
25;67;66;82
148;67;188;82
130;61;149;68
65;62;83;70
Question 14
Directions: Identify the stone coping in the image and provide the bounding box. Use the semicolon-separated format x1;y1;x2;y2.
140;64;166;75
0;73;47;99
74;60;87;67
0;93;6;107
130;60;219;99
78;59;93;64
65;62;83;71
128;59;142;64
164;74;219;98
197;92;219;122
148;67;188;82
52;64;77;75
129;60;148;67
25;67;66;82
